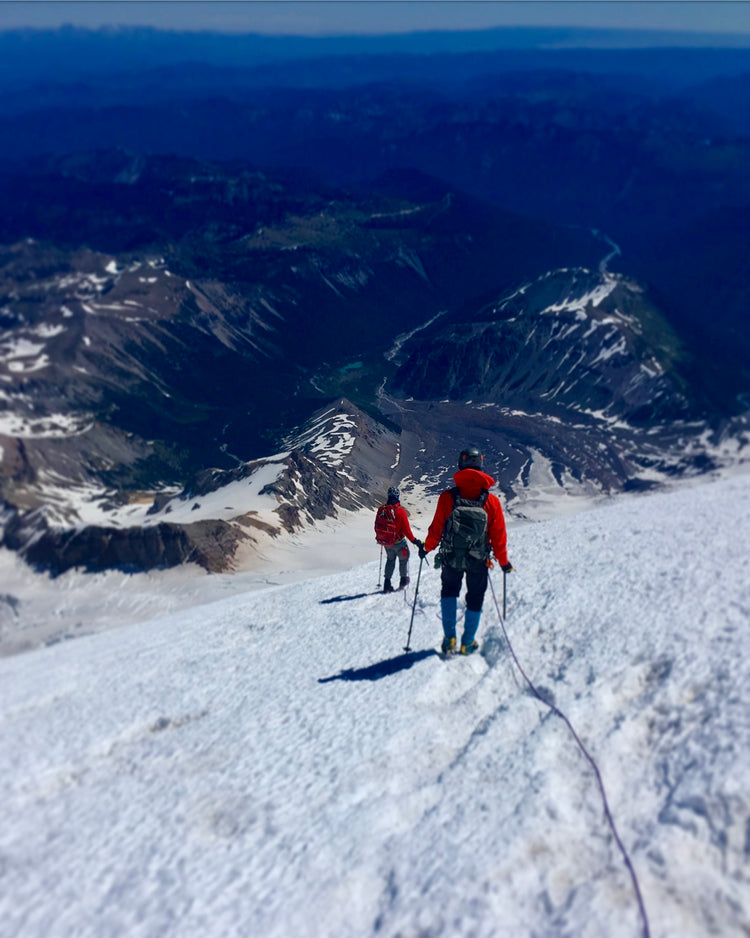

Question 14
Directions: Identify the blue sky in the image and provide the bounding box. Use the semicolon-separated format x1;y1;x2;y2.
1;1;749;36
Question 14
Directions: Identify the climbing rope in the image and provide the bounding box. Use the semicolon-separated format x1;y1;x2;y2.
488;573;651;938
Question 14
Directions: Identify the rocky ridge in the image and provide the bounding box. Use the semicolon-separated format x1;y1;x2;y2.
3;399;398;575
0;156;748;572
383;266;749;515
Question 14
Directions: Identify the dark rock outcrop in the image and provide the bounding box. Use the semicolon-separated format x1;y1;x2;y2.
5;515;245;576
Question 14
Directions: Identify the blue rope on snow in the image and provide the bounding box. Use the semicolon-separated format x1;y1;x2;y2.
488;573;651;938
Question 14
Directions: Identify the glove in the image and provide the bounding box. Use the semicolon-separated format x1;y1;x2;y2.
485;558;495;569
415;539;427;560
501;562;514;574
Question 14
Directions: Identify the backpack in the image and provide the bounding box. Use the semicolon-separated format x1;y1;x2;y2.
439;487;490;571
374;504;398;546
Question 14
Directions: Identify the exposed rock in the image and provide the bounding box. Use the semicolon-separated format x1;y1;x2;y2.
5;515;246;576
234;512;280;536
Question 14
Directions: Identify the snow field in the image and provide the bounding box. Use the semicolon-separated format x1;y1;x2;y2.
0;508;383;657
0;473;748;937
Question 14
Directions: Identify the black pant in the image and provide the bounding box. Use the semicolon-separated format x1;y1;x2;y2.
440;560;488;612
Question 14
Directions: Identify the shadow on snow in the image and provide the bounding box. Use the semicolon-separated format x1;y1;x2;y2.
319;590;382;604
319;649;438;683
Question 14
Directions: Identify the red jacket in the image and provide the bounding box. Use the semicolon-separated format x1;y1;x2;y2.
377;502;417;546
424;468;508;565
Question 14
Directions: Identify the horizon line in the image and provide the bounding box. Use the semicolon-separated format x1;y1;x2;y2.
2;23;750;41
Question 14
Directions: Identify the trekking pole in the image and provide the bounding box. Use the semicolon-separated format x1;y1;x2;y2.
377;545;383;588
503;568;507;619
403;555;425;652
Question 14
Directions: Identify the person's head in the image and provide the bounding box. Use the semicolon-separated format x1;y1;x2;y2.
387;486;400;504
458;445;483;471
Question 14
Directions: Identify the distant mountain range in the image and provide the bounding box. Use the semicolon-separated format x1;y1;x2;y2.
2;26;750;90
0;31;748;573
3;42;750;401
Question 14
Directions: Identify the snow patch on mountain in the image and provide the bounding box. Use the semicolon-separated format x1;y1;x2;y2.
289;406;358;467
5;454;293;536
1;336;46;359
0;412;94;439
143;462;294;532
541;272;618;316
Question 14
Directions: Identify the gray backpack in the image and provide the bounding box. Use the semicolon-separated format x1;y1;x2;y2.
440;487;490;571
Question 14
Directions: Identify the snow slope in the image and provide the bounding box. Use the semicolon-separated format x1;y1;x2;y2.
0;474;748;937
0;507;395;657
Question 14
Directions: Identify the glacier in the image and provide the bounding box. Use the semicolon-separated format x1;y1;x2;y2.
0;472;748;937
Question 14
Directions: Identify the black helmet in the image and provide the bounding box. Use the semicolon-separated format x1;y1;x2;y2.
458;446;483;470
387;486;400;503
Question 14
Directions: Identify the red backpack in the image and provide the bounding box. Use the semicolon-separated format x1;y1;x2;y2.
374;504;398;546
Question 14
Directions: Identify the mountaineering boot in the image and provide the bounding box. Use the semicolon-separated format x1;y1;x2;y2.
441;636;456;655
460;641;479;655
460;609;482;654
383;579;394;594
399;576;410;590
440;596;458;648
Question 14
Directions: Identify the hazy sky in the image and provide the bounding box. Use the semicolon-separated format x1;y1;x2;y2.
1;1;749;36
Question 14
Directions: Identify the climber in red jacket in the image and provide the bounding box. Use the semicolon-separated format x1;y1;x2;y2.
374;486;422;593
419;446;512;655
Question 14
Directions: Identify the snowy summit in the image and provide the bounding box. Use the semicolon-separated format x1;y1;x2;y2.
1;472;748;937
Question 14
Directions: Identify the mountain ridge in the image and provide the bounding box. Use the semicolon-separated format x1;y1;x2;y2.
4;251;747;573
0;139;748;572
